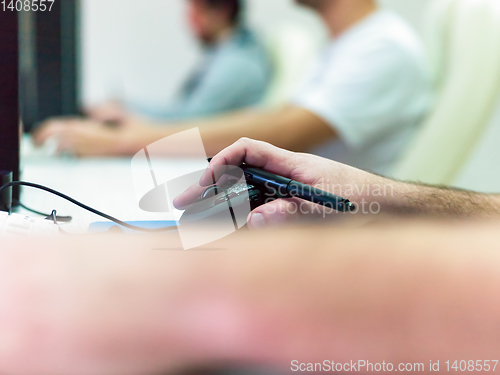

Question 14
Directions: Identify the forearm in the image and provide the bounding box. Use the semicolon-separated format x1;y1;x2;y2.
116;110;275;156
338;166;500;218
197;110;286;157
0;234;236;375
195;106;335;156
3;224;500;373
173;108;301;157
122;106;332;157
218;223;500;368
372;178;500;217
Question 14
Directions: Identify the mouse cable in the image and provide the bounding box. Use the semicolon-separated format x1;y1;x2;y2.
0;182;178;233
12;200;73;222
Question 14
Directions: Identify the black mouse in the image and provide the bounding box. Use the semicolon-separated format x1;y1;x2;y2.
179;181;276;226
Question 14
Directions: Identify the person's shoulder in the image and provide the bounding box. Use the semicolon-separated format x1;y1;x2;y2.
210;30;271;78
367;10;424;55
332;10;423;57
219;27;271;66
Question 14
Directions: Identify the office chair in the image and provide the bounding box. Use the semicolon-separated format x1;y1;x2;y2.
392;0;500;185
452;100;500;192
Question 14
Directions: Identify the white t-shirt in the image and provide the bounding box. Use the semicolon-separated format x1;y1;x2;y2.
292;9;432;175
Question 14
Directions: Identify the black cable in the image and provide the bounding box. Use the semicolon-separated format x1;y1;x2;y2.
0;182;178;233
13;200;73;222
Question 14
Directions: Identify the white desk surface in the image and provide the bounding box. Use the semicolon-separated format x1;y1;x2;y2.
20;139;205;233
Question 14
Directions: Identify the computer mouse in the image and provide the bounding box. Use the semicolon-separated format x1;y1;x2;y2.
179;181;275;226
178;163;355;226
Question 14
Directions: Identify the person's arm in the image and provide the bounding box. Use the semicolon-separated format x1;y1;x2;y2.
32;105;336;158
195;105;336;156
124;105;332;155
2;223;500;374
175;138;500;227
382;180;500;217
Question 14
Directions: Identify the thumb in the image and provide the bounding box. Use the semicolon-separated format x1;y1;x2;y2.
246;198;303;230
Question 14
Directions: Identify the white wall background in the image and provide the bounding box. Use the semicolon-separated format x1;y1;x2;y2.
80;0;435;109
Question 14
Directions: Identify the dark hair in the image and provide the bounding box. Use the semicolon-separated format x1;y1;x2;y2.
200;0;243;25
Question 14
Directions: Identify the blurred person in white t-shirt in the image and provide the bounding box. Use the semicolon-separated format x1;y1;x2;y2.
35;0;432;176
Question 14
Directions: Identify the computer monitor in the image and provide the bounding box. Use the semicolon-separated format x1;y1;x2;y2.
0;4;79;211
20;0;79;132
0;11;20;207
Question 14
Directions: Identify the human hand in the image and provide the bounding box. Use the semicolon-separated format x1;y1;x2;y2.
32;116;164;157
174;138;390;229
33;118;127;157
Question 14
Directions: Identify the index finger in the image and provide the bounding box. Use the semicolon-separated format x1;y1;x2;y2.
172;183;207;210
199;138;300;186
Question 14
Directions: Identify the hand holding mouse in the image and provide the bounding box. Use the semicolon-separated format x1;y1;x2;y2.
175;138;388;229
